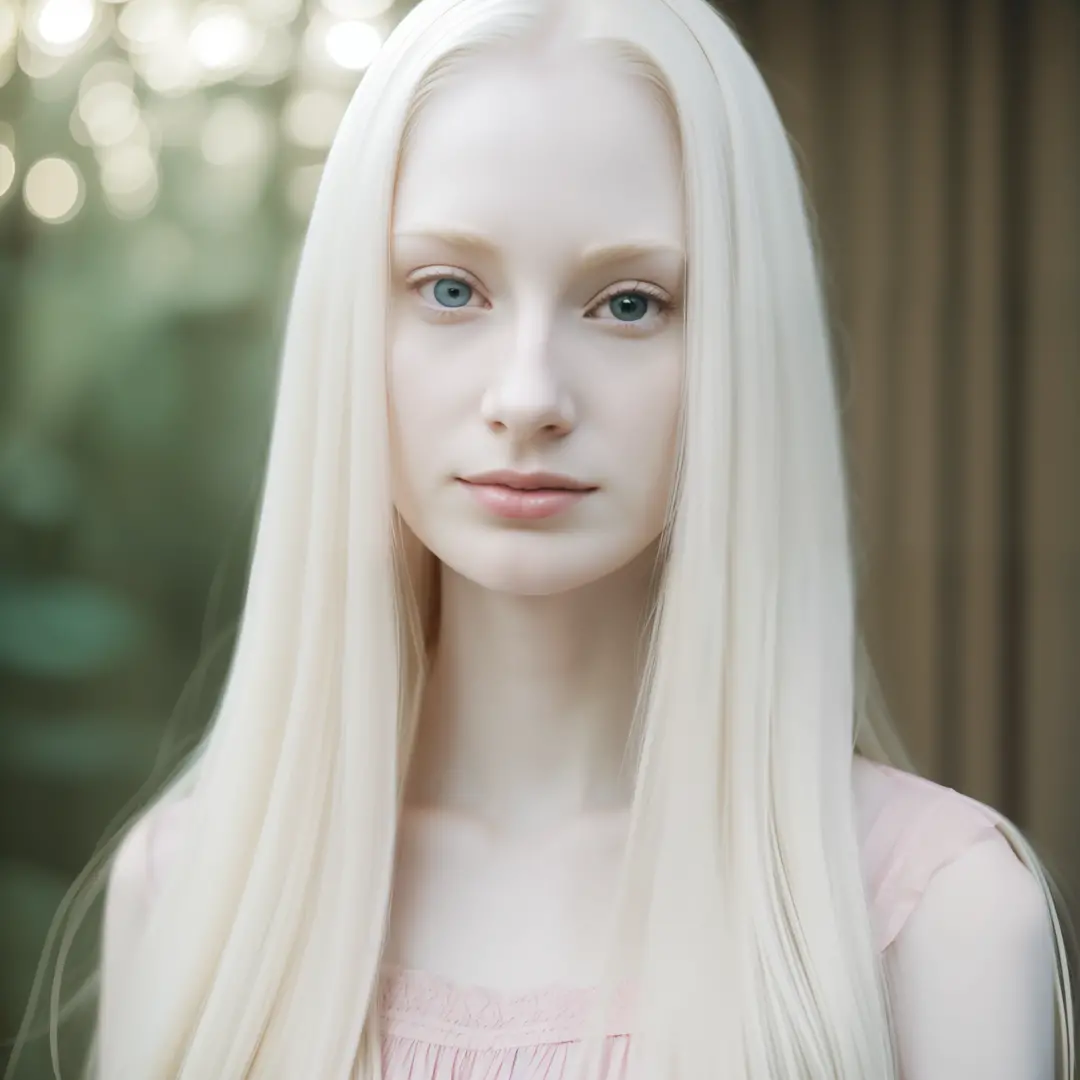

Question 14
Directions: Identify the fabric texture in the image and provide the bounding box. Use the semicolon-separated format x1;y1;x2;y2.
145;758;1014;1079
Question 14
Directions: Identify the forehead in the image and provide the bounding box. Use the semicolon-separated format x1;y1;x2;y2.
392;54;684;251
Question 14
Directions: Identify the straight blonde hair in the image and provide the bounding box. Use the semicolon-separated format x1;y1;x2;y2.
8;1;1073;1078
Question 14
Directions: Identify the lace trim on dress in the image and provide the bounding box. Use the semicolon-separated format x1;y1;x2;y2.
378;965;637;1049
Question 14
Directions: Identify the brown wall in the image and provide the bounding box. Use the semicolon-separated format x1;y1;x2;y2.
719;0;1079;903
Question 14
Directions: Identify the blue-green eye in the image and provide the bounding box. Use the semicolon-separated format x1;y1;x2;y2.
432;278;473;308
609;293;650;322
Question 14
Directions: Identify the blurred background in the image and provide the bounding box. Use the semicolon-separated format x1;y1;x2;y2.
0;0;1077;1074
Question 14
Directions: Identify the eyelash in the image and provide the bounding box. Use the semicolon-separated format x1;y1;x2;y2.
405;269;674;331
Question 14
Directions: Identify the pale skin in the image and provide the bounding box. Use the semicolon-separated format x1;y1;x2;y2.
385;50;681;989
383;50;1058;1077
98;45;1058;1080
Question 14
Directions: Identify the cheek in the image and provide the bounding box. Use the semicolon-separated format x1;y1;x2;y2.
388;344;438;508
388;316;483;426
611;353;682;469
387;342;478;522
389;341;460;447
637;363;683;513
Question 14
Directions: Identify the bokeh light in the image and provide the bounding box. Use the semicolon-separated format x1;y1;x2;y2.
188;5;260;75
282;89;348;150
24;156;84;223
117;0;199;94
103;172;158;217
148;93;211;147
35;0;97;53
324;19;381;71
116;0;184;51
79;80;141;145
200;96;273;168
0;143;15;199
18;36;67;80
99;143;155;193
250;0;304;24
69;108;93;147
80;56;135;92
4;0;399;221
131;44;200;95
239;23;293;86
287;162;323;219
323;0;395;17
99;142;158;217
0;4;20;54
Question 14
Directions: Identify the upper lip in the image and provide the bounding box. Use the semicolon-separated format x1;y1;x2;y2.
459;470;597;491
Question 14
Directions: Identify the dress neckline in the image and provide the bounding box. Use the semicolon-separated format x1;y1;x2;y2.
377;963;637;1048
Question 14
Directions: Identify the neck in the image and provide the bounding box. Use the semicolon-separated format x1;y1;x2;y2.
404;546;658;834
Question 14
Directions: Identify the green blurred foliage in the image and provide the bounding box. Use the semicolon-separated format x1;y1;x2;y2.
0;0;413;1071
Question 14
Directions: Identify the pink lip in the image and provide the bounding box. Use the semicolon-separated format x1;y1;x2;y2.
457;480;593;520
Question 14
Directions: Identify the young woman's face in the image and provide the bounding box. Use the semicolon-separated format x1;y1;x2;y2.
388;51;685;596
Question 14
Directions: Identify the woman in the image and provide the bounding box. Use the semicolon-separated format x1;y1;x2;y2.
16;0;1073;1078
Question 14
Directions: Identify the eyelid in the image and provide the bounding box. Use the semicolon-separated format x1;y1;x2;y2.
404;265;485;292
588;279;673;308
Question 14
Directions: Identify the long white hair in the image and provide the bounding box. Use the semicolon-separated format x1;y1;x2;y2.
12;1;1072;1078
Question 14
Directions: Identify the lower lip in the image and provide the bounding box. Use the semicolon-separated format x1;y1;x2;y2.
458;481;593;520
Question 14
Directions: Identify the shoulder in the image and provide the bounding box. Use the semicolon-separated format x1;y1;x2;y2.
104;811;155;928
104;796;194;948
99;798;193;1074
853;758;1057;1079
852;756;1013;953
885;826;1057;1079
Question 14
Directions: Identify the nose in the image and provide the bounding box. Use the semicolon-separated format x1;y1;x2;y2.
480;320;575;442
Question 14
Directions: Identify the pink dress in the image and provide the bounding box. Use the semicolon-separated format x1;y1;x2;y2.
147;759;1015;1079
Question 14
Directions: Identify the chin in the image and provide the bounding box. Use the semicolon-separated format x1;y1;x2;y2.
433;529;654;598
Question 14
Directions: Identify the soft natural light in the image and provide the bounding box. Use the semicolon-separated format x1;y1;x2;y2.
133;44;199;95
282;89;347;150
36;0;96;49
24;156;83;223
242;24;293;84
99;143;156;195
104;171;158;217
287;162;322;218
117;0;184;51
0;5;19;54
79;81;140;146
200;96;272;167
188;6;258;71
0;143;15;198
250;0;303;25
324;19;381;71
128;220;194;294
323;0;394;17
80;57;135;93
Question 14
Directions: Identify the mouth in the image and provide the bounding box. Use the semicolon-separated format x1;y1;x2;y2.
458;471;598;493
455;474;596;520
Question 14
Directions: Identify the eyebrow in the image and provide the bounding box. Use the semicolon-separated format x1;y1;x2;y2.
392;228;685;273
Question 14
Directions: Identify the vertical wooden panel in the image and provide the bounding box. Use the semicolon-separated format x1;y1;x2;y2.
998;0;1034;825
935;0;968;790
725;0;1077;899
754;0;819;190
842;0;896;671
1023;0;1080;897
812;0;851;326
885;0;949;775
954;0;1007;806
